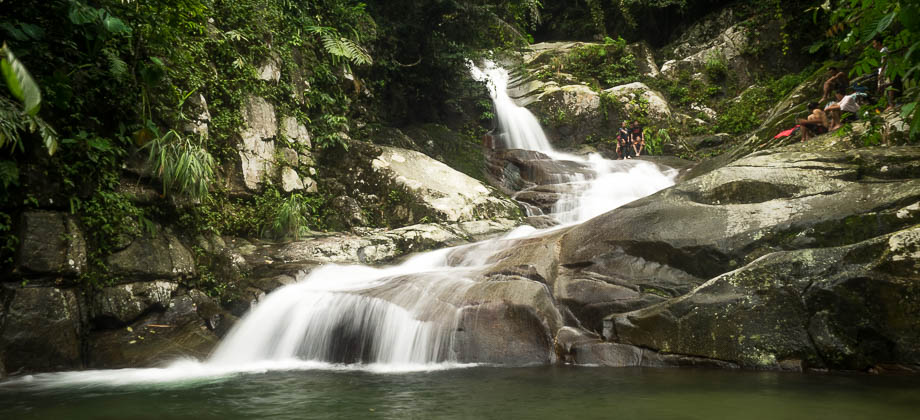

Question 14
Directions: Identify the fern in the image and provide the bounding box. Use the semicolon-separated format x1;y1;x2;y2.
103;48;128;80
307;25;372;66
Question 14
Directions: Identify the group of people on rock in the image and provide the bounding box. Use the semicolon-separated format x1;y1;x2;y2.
615;120;645;159
797;39;895;142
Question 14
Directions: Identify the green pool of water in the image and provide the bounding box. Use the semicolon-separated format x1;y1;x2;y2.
2;366;919;419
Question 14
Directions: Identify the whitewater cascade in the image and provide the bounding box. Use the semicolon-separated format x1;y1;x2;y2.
206;61;676;368
5;62;676;387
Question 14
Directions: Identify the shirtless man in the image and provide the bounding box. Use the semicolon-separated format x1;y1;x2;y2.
629;120;644;157
820;67;848;104
797;102;828;142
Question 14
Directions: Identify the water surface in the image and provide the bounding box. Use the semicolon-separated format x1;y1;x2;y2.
3;366;918;419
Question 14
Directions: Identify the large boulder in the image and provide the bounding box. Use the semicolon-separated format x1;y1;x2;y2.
321;141;521;228
231;95;278;194
0;286;85;374
106;227;196;281
371;146;521;222
604;82;672;124
91;281;178;326
608;226;920;370
553;147;920;369
660;22;750;80
15;211;87;278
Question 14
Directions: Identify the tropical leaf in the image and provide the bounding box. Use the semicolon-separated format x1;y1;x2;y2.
103;16;131;34
1;44;42;115
68;1;101;25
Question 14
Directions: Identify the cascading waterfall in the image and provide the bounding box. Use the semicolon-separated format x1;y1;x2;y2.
4;61;676;388
206;61;676;368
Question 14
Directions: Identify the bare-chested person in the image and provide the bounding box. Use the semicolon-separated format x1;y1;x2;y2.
820;67;848;104
797;102;829;142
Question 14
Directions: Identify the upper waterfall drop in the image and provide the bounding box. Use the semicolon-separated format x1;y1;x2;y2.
471;60;677;225
471;62;555;153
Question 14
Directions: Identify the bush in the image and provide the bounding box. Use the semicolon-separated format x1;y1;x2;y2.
565;36;639;90
704;50;728;81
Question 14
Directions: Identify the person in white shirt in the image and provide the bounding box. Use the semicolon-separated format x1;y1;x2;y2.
872;39;895;110
824;89;860;130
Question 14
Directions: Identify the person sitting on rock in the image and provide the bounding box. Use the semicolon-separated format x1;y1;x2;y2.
797;102;828;142
616;121;629;159
629;120;644;158
824;89;861;130
820;66;849;104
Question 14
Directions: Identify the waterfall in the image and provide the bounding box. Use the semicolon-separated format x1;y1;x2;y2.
205;62;676;368
472;60;675;224
470;64;555;152
4;62;677;388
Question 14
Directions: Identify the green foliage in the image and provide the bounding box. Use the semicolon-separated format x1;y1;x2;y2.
813;0;920;140
272;193;322;239
704;49;728;81
307;25;373;67
78;189;155;287
142;124;215;202
716;72;807;135
194;187;327;240
0;44;58;154
642;127;670;155
0;95;58;155
564;37;639;90
1;43;42;116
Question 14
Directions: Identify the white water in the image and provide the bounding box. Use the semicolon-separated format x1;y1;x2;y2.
2;62;676;389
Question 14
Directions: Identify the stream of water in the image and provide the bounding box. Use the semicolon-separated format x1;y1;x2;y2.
2;63;916;419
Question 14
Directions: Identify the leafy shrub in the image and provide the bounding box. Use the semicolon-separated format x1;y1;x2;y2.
142;124;215;202
642;127;670;155
565;37;639;90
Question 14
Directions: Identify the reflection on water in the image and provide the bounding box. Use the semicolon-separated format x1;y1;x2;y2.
2;366;919;420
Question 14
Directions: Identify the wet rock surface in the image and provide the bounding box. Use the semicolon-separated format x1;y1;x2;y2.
467;147;920;370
